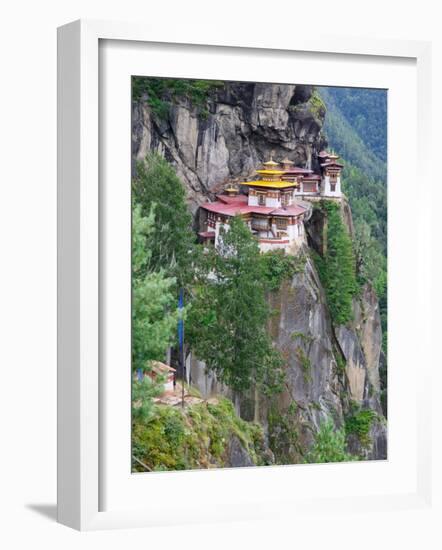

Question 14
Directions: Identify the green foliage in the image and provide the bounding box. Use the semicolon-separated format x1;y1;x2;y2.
312;201;358;325
188;215;285;394
132;376;164;422
345;407;378;448
319;86;387;163
291;332;313;344
260;249;305;291
132;398;269;471
295;347;312;383
319;86;388;355
268;403;302;464
132;204;181;374
335;351;346;376
132;153;196;287
132;77;224;119
132;204;182;419
309;89;326;120
305;419;356;464
341;162;388;353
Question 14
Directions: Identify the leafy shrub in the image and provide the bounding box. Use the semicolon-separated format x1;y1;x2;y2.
261;250;305;291
345;408;378;448
132;398;268;472
132;77;224;119
305;419;356;464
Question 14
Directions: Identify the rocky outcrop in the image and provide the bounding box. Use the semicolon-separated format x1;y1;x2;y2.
132;82;327;213
188;246;387;462
226;435;255;468
263;248;386;461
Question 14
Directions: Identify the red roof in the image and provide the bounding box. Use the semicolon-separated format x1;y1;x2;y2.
198;231;216;238
201;195;306;218
303;174;321;180
321;161;343;168
216;194;248;205
282;167;313;174
271;205;306;216
202;201;274;216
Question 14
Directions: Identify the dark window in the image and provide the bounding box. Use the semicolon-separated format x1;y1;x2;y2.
275;218;288;230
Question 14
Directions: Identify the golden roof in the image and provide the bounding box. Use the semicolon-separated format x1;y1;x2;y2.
262;158;279;167
255;169;286;175
281;157;294;165
241;180;298;189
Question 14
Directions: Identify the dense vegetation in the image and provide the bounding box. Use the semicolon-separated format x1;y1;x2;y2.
132;154;287;467
306;419;355;464
318;87;388;352
132;77;224;119
260;249;306;291
345;406;379;449
133;152;197;287
131;203;182;420
320;86;387;162
312;201;359;325
133;398;270;471
188;215;285;394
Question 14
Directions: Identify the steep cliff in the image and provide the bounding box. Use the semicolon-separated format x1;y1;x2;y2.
132;81;387;462
132;82;327;213
263;246;387;462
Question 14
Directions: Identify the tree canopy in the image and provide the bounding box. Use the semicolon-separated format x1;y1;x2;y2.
313;201;359;325
132;153;196;287
188;215;284;394
132;204;182;419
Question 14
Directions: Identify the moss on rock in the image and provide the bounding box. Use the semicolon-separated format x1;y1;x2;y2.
132;397;271;471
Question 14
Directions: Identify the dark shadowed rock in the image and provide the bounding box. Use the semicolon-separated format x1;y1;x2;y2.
226;436;255;468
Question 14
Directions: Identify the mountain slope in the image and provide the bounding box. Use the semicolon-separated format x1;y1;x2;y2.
318;87;387;182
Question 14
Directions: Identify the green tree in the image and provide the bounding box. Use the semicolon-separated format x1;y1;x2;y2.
132;204;182;418
305;419;356;464
354;220;387;298
132;153;196;286
188;215;284;394
313;201;358;325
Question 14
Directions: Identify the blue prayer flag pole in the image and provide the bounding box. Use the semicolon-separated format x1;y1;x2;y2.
178;288;185;407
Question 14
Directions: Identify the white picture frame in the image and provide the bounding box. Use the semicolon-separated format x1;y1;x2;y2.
57;19;433;531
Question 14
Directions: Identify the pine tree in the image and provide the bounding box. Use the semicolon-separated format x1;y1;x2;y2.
132;204;182;419
132;153;196;286
314;201;358;325
188;215;284;394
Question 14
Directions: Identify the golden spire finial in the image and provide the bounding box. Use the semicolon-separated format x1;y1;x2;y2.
263;150;279;168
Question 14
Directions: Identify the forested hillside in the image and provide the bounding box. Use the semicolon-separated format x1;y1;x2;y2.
319;87;387;174
318;87;387;359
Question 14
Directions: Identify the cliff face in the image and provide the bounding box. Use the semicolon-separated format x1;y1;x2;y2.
132;83;327;213
264;249;387;461
133;82;386;461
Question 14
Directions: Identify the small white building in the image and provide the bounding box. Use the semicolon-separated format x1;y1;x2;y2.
318;150;343;198
147;361;176;393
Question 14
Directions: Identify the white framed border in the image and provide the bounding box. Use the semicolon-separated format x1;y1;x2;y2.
57;19;432;531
